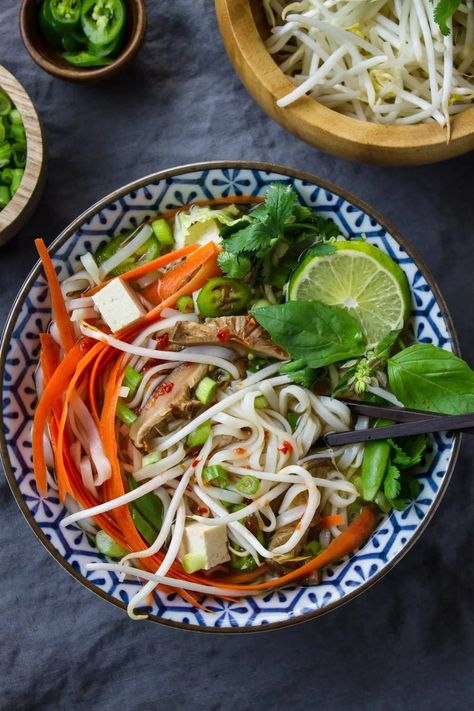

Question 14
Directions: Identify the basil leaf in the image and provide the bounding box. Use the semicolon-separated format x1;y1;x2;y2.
388;344;474;414
251;300;366;368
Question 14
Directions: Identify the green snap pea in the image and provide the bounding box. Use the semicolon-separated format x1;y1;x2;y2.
361;419;393;501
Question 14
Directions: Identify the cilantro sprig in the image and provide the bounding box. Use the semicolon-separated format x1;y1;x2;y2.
432;0;462;35
217;183;340;286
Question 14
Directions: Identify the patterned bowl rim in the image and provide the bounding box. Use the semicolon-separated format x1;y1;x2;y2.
0;160;462;633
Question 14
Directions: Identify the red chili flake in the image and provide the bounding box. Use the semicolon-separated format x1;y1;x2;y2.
192;459;201;468
263;430;269;441
245;517;257;535
157;381;174;397
278;440;293;455
216;327;230;343
273;345;287;357
198;506;209;516
234;447;247;455
156;333;169;350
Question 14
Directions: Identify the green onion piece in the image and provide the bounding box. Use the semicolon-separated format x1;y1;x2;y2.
186;420;211;448
0;185;10;209
280;359;306;374
214;368;231;385
303;540;323;558
0;91;12;117
142;451;162;468
236;474;259;495
95;530;128;558
11;142;27;169
350;474;363;496
1;167;13;184
182;552;206;573
10;168;23;195
151;218;175;246
9;108;22;126
287;412;299;432
123;366;142;397
116;400;137;426
254;395;269;409
0;122;4;143
10;124;25;142
0;142;11;168
247;356;269;374
195;376;218;405
176;295;194;314
203;464;229;488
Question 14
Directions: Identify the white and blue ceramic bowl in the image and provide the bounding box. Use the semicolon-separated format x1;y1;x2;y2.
0;162;461;632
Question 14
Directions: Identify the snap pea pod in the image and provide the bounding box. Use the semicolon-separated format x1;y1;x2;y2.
127;475;164;539
361;419;393;501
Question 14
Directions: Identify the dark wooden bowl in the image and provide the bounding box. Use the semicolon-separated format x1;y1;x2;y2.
19;0;147;82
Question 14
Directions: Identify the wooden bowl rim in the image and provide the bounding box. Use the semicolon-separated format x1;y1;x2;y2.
0;64;46;243
19;0;147;82
216;0;474;154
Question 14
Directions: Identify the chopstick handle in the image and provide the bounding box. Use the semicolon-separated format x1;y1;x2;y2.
341;399;445;423
324;412;474;447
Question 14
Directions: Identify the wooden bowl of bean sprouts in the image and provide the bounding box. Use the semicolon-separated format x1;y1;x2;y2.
216;0;474;165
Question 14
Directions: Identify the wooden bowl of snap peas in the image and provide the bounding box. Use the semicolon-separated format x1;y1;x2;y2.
19;0;147;83
0;65;46;247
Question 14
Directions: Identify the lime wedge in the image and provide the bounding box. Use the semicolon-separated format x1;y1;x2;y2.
288;240;411;348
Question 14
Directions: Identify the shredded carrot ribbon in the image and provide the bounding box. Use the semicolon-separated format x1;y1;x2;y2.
35;239;76;352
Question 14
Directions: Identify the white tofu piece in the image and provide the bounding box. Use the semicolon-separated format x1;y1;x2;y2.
179;521;230;570
92;277;146;333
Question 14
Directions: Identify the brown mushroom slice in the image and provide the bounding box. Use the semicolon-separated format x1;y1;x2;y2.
130;362;208;448
169;315;288;360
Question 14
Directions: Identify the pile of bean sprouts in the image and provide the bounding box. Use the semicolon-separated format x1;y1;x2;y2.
263;0;474;126
53;309;366;617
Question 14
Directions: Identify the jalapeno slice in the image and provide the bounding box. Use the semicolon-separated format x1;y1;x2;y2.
63;50;114;67
197;277;252;318
39;0;64;49
81;0;126;46
50;0;82;30
95;230;160;277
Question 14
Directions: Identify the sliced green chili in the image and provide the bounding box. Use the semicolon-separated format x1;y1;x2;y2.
176;295;194;314
197;277;252;318
236;474;259;495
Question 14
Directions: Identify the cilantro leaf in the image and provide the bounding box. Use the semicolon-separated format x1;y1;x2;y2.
389;434;428;469
432;0;461;35
224;220;275;257
384;464;401;501
265;182;299;236
217;252;252;278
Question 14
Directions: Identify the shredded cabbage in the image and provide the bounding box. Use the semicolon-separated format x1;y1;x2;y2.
173;205;243;248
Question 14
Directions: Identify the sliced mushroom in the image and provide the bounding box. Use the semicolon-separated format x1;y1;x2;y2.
130;362;208;448
169;315;288;360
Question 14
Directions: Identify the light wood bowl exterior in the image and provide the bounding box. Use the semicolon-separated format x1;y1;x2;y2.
0;65;46;246
216;0;474;165
19;0;147;83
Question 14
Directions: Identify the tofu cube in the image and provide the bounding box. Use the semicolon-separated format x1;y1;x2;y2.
179;522;230;570
92;278;146;333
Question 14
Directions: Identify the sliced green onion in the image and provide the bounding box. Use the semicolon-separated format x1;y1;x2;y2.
10;124;25;142
195;376;218;405
214;368;231;384
203;464;229;488
0;185;10;209
236;474;259;495
303;540;323;558
186;420;211;448
12;141;27;169
0;91;12;117
254;395;269;409
176;295;194;314
116;400;137;426
9;108;22;125
287;411;299;432
0;142;11;168
182;552;206;573
142;451;162;468
280;359;306;374
95;530;128;558
247;357;269;374
123;366;142;397
1;167;13;184
10;168;24;195
151;218;175;246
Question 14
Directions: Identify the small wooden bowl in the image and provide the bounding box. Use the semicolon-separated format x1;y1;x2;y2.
0;65;46;247
19;0;147;83
216;0;474;165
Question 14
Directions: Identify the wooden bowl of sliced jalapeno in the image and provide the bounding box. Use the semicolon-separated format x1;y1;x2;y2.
19;0;147;82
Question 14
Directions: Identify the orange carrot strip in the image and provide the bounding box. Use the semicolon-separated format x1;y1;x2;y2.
33;342;90;496
35;239;76;352
316;514;345;530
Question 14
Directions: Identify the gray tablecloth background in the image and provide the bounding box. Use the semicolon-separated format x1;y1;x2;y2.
1;2;473;709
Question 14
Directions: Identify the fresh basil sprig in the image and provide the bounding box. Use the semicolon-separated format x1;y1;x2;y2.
388;344;474;414
251;300;366;369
